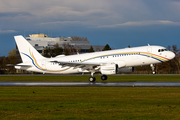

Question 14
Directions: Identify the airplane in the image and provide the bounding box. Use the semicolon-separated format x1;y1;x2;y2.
14;35;175;82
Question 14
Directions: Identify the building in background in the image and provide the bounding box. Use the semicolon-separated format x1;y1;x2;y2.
25;34;104;54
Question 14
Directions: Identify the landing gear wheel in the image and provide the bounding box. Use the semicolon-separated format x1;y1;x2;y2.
150;64;156;75
89;77;96;82
101;75;108;81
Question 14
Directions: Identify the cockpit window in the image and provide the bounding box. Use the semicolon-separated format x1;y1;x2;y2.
158;49;168;52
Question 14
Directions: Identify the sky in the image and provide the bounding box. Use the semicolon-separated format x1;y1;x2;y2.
0;0;180;56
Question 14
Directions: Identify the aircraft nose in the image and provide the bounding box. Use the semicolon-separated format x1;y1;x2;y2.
169;52;175;60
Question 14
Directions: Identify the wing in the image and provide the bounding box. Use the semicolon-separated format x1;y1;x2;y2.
51;60;102;71
50;60;126;72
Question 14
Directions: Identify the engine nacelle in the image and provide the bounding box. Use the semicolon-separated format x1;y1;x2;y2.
100;64;118;75
118;67;135;73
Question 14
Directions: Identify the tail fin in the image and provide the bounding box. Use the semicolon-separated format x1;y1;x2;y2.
14;35;45;63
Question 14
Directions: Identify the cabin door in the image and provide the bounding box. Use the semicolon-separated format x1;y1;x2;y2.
147;47;152;57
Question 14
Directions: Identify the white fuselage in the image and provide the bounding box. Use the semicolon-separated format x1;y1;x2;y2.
15;45;175;74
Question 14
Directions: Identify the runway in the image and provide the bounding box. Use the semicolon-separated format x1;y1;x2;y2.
0;81;180;87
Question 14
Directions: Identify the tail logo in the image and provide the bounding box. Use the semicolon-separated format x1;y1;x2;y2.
21;48;70;72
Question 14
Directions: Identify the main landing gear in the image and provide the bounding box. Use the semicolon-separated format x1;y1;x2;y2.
101;75;108;80
89;73;108;82
150;64;156;75
89;72;96;82
89;77;96;82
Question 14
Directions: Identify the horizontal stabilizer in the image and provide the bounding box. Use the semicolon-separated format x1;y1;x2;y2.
6;64;16;67
15;64;32;67
7;63;32;67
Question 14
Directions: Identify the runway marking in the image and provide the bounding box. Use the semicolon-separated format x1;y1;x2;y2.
0;82;180;87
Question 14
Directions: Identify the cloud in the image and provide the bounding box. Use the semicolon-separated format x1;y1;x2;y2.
40;20;83;25
0;29;18;33
97;20;180;28
0;12;32;18
0;0;180;31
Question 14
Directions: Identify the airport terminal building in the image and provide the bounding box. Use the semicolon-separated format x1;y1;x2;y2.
25;34;104;54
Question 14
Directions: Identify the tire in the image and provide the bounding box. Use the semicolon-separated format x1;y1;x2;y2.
89;77;96;82
101;75;108;80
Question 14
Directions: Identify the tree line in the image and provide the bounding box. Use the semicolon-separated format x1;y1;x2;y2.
0;38;179;74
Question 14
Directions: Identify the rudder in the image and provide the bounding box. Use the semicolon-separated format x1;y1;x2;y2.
14;35;45;63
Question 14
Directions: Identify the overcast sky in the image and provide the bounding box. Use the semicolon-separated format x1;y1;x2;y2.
0;0;180;56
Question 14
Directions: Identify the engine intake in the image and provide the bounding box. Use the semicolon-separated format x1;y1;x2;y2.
100;64;118;75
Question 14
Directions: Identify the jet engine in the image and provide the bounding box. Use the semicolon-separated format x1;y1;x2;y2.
100;64;118;75
118;67;135;73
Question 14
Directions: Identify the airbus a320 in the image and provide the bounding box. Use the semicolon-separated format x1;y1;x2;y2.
14;35;175;82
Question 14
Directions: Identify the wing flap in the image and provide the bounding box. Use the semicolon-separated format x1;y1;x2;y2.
51;61;100;66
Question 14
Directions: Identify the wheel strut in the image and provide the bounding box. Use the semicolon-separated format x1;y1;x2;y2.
150;64;156;75
89;71;96;82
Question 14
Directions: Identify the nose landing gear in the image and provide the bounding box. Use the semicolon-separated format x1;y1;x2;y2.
150;64;156;75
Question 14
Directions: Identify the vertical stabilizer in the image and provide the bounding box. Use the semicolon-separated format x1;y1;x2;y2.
14;35;45;62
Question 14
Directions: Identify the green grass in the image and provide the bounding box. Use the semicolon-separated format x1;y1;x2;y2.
0;74;180;82
0;75;180;119
0;87;180;120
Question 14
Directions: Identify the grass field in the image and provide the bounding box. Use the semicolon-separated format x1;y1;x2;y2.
0;75;180;120
0;74;180;82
